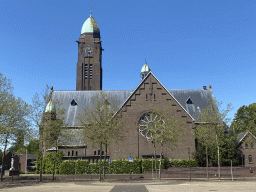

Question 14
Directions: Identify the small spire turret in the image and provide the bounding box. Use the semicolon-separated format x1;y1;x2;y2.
140;61;151;80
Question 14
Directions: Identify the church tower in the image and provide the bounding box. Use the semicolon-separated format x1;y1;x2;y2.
76;12;102;90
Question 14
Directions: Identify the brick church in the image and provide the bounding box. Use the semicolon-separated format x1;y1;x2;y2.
41;12;217;162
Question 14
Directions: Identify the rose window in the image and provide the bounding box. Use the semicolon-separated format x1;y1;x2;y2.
138;113;164;141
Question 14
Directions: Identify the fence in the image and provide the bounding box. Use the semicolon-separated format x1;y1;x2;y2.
144;167;256;179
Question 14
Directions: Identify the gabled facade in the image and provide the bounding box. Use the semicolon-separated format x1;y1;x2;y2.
238;131;256;167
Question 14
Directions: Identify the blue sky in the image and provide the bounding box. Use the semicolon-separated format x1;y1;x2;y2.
1;0;255;126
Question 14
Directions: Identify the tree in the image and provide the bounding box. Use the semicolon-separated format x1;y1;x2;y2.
231;103;256;135
195;99;232;180
139;104;187;180
78;91;124;181
0;73;32;181
42;100;69;181
29;85;50;182
30;85;71;181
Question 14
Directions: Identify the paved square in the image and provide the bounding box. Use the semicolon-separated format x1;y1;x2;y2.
1;180;256;192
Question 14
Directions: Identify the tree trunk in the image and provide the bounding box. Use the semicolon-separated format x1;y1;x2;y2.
99;142;102;181
206;146;209;179
1;151;4;182
103;143;107;179
52;141;57;181
153;141;157;180
216;134;220;180
217;144;220;180
1;135;8;182
159;142;163;180
40;141;43;182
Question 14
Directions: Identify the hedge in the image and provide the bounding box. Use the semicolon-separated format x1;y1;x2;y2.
36;154;198;175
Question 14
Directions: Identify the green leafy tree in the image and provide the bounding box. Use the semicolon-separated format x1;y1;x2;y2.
143;104;187;180
78;91;125;181
30;85;71;181
43;102;70;181
0;73;32;181
195;99;232;180
231;103;256;135
29;85;50;182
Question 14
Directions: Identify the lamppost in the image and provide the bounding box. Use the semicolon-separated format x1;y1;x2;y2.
129;153;133;179
230;157;233;181
188;148;191;181
152;156;153;180
25;147;27;174
229;148;233;181
241;154;244;179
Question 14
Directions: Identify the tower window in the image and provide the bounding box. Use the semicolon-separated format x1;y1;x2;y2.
186;98;193;104
85;64;88;79
154;94;156;100
146;94;148;101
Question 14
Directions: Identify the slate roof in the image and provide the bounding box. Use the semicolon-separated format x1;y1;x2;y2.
237;131;256;144
51;89;215;127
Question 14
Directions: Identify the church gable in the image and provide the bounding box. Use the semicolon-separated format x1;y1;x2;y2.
117;72;194;123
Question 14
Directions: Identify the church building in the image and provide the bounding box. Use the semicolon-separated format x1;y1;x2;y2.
40;12;217;162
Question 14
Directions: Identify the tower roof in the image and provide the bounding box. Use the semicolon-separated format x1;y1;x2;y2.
81;12;100;34
141;62;151;73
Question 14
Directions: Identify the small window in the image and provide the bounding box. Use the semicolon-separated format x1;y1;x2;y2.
251;144;254;148
245;143;248;148
146;94;148;100
94;151;96;156
72;150;74;156
186;98;193;104
68;151;70;156
154;94;156;100
71;99;77;106
249;155;253;163
76;151;78;156
102;151;104;156
98;150;100;155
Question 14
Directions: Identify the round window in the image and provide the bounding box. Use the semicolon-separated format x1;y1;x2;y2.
138;113;163;140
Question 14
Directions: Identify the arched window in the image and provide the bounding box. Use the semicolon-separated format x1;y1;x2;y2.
249;155;253;163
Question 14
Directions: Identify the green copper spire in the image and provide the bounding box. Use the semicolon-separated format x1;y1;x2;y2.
45;100;55;112
81;11;100;34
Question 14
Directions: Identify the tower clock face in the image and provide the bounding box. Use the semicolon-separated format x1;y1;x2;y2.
86;48;92;55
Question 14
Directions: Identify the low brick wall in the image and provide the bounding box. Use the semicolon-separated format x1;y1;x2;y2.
144;167;256;179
